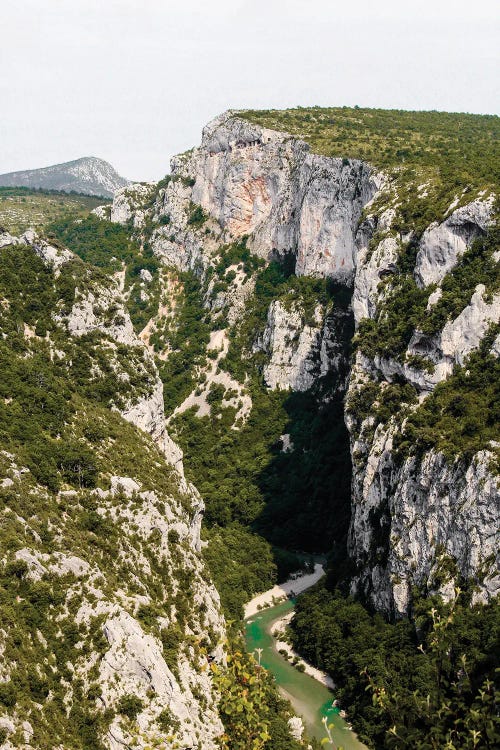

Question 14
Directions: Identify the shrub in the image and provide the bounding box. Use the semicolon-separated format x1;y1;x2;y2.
157;707;180;733
187;203;208;228
167;528;180;544
116;694;143;721
0;681;17;708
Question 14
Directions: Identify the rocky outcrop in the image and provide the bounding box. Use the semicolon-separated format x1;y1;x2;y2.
256;298;352;393
178;111;380;280
352;232;399;322
347;407;499;616
0;228;73;270
0;464;225;749
110;182;155;227
107;113;378;280
150;177;211;272
65;287;137;345
414;198;494;287
120;378;184;474
257;300;325;391
345;192;499;615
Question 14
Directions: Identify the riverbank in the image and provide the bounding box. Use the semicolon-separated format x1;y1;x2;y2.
244;563;366;747
271;610;336;690
244;562;326;618
245;600;367;748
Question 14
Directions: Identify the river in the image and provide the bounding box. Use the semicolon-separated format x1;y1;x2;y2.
244;569;367;749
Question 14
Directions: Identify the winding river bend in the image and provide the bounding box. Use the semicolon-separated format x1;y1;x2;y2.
244;568;367;749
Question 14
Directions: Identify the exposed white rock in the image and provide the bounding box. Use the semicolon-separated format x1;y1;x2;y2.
65;287;137;345
353;234;400;322
49;553;90;578
100;611;189;732
92;204;111;220
491;333;500;357
111;183;155;227
2;462;225;749
426;287;443;309
13;548;92;581
151;224;205;272
139;268;153;283
50;245;188;476
354;285;500;395
121;378;185;474
208;262;257;328
14;548;47;580
439;285;500;366
348;420;500;616
170;328;252;426
256;297;352;393
173;111;379;280
392;285;500;391
259;299;324;390
345;191;499;615
414;198;494;287
288;716;305;741
0;717;15;735
110;475;141;497
347;276;500;615
19;229;73;271
0;229;19;248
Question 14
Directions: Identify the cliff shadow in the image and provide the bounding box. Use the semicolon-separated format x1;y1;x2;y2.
252;285;355;561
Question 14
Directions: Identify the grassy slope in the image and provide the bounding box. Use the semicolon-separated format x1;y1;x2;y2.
241;107;499;232
0;187;109;235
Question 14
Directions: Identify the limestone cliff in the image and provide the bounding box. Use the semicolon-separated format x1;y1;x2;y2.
103;111;498;621
346;195;498;615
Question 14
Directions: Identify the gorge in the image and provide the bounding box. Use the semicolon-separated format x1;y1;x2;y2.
0;106;498;749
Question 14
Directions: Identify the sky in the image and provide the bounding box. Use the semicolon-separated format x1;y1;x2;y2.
1;0;498;181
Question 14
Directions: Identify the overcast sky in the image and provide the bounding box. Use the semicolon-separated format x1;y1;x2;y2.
1;0;498;181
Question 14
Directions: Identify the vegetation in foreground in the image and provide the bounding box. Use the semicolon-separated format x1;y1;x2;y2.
290;583;499;749
213;643;307;750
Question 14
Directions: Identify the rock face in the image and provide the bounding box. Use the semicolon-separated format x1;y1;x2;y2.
345;192;499;616
414;198;494;287
256;298;352;392
105;113;378;329
109;182;155;226
179;111;379;280
104;111;499;621
352;234;400;322
108;112;378;279
257;300;325;391
0;156;129;198
347;400;499;616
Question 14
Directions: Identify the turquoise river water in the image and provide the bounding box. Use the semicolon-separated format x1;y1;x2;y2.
245;599;366;749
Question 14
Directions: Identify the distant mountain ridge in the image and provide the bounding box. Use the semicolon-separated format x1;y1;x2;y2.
0;156;129;198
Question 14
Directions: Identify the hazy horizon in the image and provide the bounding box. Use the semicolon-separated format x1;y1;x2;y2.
2;0;498;181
